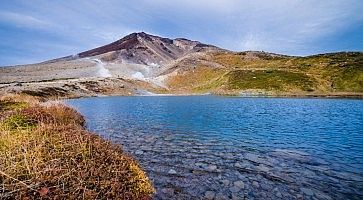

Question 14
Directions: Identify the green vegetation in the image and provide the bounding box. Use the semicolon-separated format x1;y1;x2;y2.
292;52;363;92
168;66;225;93
333;66;363;92
226;70;315;91
0;101;28;111
2;114;37;130
167;51;363;96
0;95;154;199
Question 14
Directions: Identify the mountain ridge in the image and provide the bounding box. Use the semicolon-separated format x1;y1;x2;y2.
76;32;223;65
0;32;362;98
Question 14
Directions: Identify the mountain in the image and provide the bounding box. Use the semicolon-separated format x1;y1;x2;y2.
0;32;362;98
78;32;220;65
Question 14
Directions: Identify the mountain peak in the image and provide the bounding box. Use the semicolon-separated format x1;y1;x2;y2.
135;31;150;37
77;32;219;64
124;32;150;39
78;32;164;58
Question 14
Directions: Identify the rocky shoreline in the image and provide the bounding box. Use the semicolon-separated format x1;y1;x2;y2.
1;78;362;100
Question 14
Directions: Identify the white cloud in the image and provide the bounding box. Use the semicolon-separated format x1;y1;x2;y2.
113;0;361;54
0;0;362;65
0;11;51;29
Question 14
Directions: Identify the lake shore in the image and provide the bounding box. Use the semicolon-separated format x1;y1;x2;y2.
0;94;154;199
1;85;363;101
1;76;363;100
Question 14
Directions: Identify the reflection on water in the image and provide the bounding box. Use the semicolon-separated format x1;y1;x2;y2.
67;96;363;200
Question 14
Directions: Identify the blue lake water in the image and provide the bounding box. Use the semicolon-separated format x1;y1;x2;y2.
67;96;363;200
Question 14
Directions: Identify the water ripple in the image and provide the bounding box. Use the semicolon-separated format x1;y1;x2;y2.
67;96;363;200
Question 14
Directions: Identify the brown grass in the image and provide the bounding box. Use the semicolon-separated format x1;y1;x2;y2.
0;95;154;199
167;66;225;93
0;93;43;105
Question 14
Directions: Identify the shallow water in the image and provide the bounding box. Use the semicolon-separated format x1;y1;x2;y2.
67;96;363;200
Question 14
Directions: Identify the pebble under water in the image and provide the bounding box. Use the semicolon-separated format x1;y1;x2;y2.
67;96;363;200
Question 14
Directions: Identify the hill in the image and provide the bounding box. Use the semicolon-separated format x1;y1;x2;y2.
167;51;363;97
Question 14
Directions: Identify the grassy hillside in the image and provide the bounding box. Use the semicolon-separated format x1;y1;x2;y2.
225;70;315;91
167;51;363;96
0;95;154;199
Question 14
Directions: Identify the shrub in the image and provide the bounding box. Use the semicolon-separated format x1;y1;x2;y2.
0;95;154;199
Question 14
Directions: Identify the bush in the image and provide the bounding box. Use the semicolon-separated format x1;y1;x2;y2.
0;95;154;199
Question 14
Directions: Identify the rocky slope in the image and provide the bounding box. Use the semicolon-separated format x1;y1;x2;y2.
0;32;362;98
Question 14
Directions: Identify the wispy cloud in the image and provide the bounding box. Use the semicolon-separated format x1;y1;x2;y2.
0;0;362;66
0;11;51;29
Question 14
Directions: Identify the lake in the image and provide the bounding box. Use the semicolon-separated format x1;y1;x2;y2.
67;96;363;200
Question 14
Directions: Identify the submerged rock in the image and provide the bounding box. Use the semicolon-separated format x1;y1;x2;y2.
234;162;243;168
220;179;230;186
252;181;260;188
205;191;216;199
300;187;314;196
135;150;143;155
229;186;241;193
256;164;270;172
207;165;218;171
215;193;228;200
244;153;262;163
272;149;311;163
161;188;175;196
233;181;245;189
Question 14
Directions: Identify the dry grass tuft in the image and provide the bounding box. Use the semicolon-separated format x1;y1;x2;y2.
0;94;43;105
0;95;154;199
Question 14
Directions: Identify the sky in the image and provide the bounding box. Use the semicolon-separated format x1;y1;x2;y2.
0;0;362;66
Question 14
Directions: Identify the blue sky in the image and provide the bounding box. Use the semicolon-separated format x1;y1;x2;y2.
0;0;362;66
